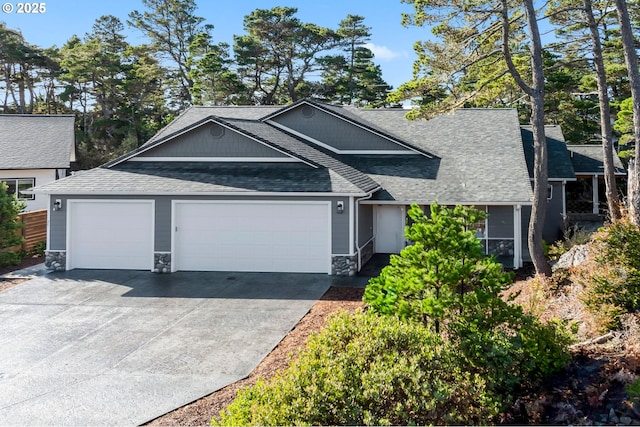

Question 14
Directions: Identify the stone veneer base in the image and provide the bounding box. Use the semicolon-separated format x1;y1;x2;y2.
153;253;172;273
45;251;66;272
331;255;357;276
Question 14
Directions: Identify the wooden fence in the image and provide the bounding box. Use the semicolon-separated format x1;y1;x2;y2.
16;209;47;253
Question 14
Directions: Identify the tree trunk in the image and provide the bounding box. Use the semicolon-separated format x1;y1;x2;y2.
615;0;640;225
523;0;552;276
584;0;622;221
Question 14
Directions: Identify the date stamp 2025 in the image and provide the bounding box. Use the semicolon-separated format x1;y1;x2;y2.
2;2;46;14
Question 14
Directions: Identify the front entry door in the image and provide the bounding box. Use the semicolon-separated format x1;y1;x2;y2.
374;205;405;253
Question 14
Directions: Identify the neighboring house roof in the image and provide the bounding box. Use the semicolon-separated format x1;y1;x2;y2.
567;144;626;175
343;107;533;204
521;125;575;181
0;114;75;169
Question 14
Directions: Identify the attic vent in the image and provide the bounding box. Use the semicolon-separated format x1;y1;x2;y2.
301;105;315;118
210;124;225;138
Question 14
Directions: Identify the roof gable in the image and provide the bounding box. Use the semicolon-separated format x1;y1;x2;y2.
263;100;435;157
106;116;311;167
132;119;293;162
0;114;75;169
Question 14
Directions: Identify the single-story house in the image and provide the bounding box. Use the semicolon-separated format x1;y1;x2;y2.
33;100;623;274
0;114;76;211
565;144;626;216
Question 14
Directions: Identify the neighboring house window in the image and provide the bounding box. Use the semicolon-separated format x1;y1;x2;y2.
2;178;35;200
471;206;515;263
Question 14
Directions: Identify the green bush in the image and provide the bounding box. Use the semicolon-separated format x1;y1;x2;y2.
584;219;640;329
363;203;572;403
214;310;500;426
364;203;513;333
452;311;574;400
0;181;25;267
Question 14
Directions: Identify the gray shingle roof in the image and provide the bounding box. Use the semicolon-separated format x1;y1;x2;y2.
343;108;533;204
0;114;75;169
521;125;575;180
34;162;364;194
33;102;537;204
567;144;626;175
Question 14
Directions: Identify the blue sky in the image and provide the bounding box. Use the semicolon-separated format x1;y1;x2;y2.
1;0;429;90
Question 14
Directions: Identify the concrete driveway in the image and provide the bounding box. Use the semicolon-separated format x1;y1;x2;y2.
0;269;331;426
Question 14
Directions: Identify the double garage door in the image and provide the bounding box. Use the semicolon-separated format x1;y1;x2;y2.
67;200;331;273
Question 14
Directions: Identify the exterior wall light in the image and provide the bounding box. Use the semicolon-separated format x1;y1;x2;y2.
53;199;62;211
336;201;344;214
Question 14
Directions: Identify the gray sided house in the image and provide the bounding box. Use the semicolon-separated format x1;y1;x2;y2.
34;100;609;275
565;144;626;217
0;114;76;211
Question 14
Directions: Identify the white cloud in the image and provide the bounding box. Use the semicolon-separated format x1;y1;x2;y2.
364;43;408;61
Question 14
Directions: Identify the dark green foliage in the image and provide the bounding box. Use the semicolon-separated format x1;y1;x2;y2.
364;203;572;401
584;219;640;329
0;182;25;267
364;203;513;331
215;310;500;426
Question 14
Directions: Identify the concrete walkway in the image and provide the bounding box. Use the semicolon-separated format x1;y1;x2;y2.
0;269;331;426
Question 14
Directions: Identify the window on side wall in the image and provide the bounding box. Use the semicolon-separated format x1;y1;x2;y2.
2;178;35;200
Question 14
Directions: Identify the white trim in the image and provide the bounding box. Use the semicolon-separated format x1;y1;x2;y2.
171;200;332;274
592;175;599;214
46;194;51;251
548;178;577;182
348;197;355;256
267;120;423;156
35;190;372;197
129;156;301;163
112;118;318;168
66;199;155;271
562;180;567;217
513;205;522;269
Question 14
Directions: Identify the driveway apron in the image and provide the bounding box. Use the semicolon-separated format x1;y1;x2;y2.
0;269;330;426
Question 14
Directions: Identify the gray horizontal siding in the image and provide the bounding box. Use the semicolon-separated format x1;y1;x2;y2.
47;194;350;254
358;203;373;246
273;107;409;152
140;123;288;158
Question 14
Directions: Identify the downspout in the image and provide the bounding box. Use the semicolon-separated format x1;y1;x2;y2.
355;191;375;271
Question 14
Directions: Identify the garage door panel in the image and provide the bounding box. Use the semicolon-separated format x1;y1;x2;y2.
68;201;154;270
174;202;330;273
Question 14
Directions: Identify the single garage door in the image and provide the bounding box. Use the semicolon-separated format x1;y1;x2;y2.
67;200;154;270
173;201;331;273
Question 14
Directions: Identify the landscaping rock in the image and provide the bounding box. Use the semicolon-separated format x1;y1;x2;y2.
552;244;590;271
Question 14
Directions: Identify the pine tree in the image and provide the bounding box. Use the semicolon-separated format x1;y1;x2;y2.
0;182;26;267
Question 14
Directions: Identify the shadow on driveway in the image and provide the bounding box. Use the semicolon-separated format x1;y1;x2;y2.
0;269;331;426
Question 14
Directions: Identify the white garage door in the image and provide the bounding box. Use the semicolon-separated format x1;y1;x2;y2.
173;201;331;273
68;200;154;270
